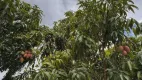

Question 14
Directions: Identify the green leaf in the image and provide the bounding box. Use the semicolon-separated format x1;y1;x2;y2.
123;75;130;80
127;60;132;71
137;71;142;80
120;74;124;80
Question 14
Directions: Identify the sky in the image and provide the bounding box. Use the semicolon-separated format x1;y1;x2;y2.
0;0;142;79
127;0;142;22
24;0;79;27
23;0;142;27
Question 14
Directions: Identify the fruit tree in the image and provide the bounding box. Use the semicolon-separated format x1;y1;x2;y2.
1;0;142;80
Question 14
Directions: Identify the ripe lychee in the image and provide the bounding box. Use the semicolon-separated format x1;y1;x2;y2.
29;54;33;59
26;54;31;59
118;46;124;52
25;50;31;54
122;50;127;56
123;46;130;53
24;53;28;58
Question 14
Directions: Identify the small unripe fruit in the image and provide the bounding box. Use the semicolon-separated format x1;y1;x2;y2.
20;57;24;63
123;46;130;53
21;51;25;55
122;50;127;56
118;46;124;52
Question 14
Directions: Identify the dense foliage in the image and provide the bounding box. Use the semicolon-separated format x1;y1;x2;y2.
0;0;47;79
0;0;142;80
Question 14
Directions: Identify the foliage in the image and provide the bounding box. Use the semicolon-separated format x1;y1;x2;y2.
0;0;47;79
0;0;142;80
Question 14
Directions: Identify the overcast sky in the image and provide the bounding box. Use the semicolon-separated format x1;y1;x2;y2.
23;0;142;27
127;0;142;22
24;0;79;27
0;0;142;79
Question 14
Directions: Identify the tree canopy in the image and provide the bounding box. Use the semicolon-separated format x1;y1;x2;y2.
0;0;142;80
0;0;47;79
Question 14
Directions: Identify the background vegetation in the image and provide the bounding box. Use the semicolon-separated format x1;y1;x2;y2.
0;0;142;80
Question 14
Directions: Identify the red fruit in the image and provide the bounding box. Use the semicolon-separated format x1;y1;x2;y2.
24;53;28;58
118;46;124;52
122;50;127;56
29;54;33;59
123;46;130;53
20;57;24;63
26;54;31;59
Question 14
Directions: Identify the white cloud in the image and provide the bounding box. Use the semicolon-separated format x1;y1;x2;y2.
24;0;142;27
127;0;142;22
24;0;78;27
138;19;142;23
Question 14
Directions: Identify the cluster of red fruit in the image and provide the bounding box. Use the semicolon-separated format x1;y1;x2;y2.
118;46;130;56
20;50;33;63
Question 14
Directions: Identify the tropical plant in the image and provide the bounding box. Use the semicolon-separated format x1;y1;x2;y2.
1;0;142;80
0;0;47;79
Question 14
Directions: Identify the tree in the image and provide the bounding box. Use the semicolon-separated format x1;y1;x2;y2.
0;0;47;79
54;0;141;79
1;0;142;80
